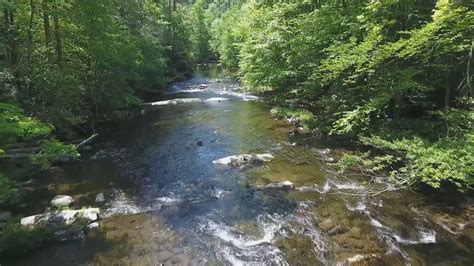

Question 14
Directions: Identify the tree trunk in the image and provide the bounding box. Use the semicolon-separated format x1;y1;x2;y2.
8;11;18;65
444;86;450;109
27;0;35;47
393;93;404;121
43;6;52;51
53;3;62;65
4;8;9;63
168;0;171;22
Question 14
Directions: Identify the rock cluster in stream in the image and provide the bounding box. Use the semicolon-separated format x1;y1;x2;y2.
212;153;274;168
19;195;101;241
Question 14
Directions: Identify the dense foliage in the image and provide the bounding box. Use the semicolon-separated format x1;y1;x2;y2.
0;0;472;202
0;0;204;205
208;0;473;191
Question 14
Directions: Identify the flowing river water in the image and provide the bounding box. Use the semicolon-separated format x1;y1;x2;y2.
4;65;474;265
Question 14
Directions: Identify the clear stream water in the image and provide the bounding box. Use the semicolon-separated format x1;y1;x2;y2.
4;65;473;265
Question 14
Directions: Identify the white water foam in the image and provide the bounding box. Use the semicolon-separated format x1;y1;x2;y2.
288;213;329;263
165;88;204;94
210;188;230;199
104;189;144;217
347;202;367;212
332;182;365;190
216;91;260;101
370;218;384;228
296;182;331;193
393;230;437;244
201;215;288;265
207;220;278;248
156;196;181;204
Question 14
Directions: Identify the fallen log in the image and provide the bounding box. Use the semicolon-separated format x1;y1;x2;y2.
76;133;99;149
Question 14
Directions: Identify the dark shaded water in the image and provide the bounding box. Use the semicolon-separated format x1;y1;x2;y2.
3;65;474;265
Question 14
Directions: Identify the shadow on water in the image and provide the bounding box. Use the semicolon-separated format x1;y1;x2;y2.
3;64;474;265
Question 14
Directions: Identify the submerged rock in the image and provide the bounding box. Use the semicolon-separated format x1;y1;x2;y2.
327;225;349;235
91;148;127;161
95;193;105;203
312;148;336;162
198;84;208;89
254;181;295;191
91;149;108;160
54;225;86;241
341;254;382;265
212;154;274;167
51;195;75;208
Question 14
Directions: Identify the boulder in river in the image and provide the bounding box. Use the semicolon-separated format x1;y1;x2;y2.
51;195;75;208
198;84;208;89
212;154;274;167
20;208;100;228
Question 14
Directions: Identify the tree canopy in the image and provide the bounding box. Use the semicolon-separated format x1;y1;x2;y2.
207;0;473;191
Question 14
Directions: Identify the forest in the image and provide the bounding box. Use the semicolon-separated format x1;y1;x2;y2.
0;0;473;262
208;0;473;192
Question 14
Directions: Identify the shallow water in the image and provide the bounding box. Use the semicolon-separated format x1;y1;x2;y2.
4;65;474;265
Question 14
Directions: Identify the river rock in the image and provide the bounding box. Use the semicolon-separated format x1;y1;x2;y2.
296;127;311;134
254;181;295;191
328;225;349;235
198;84;208;89
212;154;274;167
341;253;382;265
20;208;100;228
88;222;99;229
81;208;100;222
323;157;336;163
314;148;331;156
51;195;75;208
91;149;108;160
95;193;105;203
